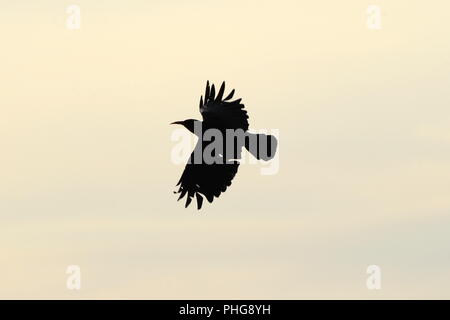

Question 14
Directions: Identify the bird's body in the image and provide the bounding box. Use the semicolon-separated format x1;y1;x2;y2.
172;81;277;209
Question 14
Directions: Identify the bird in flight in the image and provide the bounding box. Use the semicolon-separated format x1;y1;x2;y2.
171;81;278;209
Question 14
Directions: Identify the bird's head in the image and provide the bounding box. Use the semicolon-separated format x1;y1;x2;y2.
170;119;199;134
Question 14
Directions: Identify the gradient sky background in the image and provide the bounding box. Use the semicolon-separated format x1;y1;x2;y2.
1;0;449;299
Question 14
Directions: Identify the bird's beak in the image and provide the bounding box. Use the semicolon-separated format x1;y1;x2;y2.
170;121;183;125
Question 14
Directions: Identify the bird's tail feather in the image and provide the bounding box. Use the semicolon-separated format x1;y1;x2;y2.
244;133;278;161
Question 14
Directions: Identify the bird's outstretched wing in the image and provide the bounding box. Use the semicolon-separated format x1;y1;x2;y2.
200;81;249;131
174;148;240;209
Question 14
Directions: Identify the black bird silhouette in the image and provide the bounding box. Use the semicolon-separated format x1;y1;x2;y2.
171;81;277;209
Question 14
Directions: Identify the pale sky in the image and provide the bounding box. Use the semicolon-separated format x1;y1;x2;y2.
0;0;449;299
